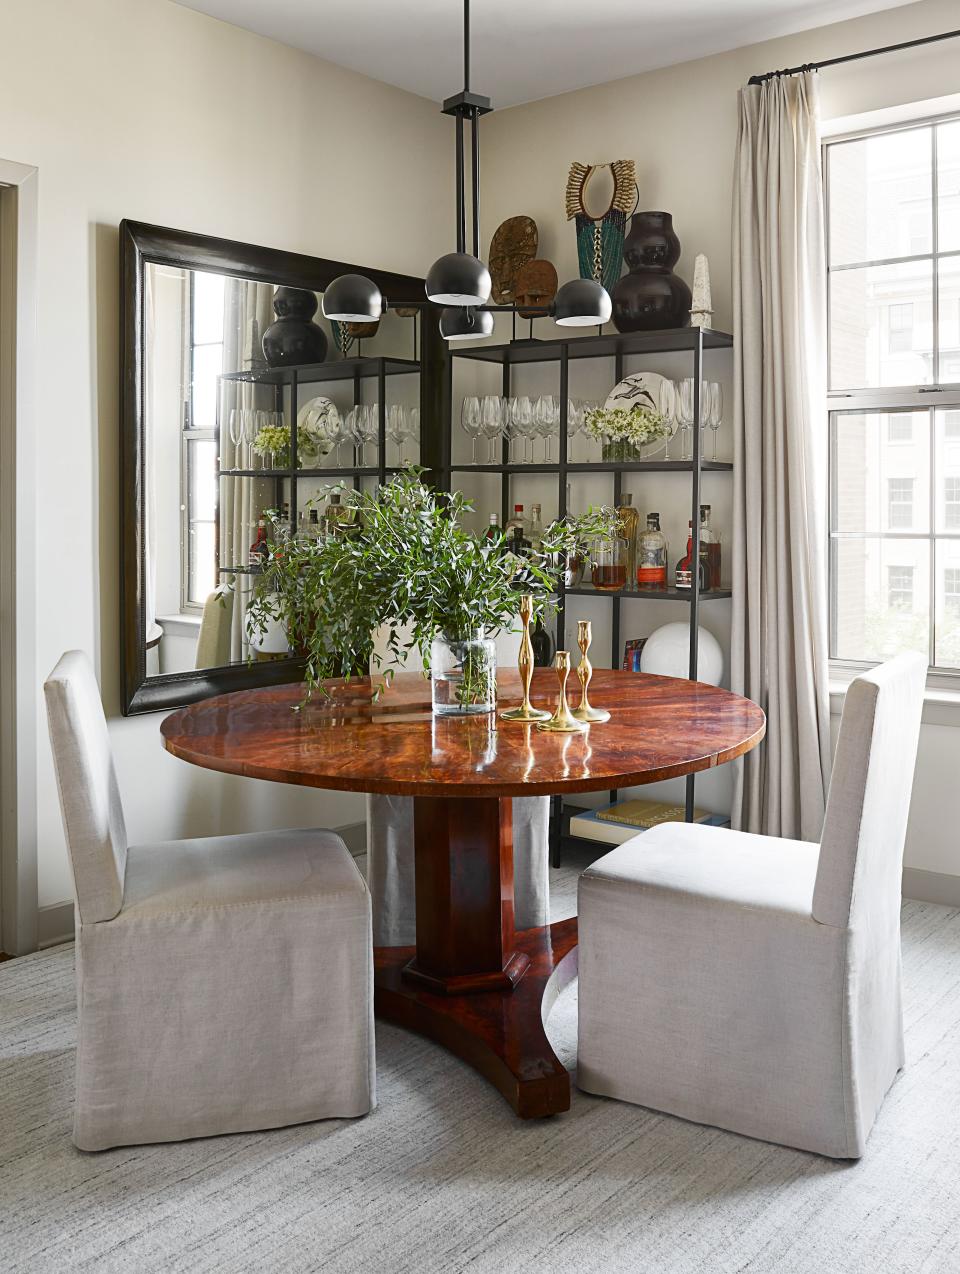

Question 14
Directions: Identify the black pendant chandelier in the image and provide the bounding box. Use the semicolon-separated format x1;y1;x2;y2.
323;0;611;340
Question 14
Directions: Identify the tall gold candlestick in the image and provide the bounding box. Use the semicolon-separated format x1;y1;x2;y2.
573;620;611;723
537;650;589;733
500;595;551;721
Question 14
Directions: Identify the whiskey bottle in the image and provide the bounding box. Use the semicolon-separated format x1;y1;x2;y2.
485;513;502;542
700;503;720;590
616;493;640;584
636;512;668;589
505;503;526;538
528;503;544;550
249;515;270;563
675;521;707;591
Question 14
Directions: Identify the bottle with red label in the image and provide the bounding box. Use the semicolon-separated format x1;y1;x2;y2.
675;520;708;591
636;512;668;589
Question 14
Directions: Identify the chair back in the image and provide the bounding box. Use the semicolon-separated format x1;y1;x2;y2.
195;589;234;669
813;652;925;930
44;651;128;924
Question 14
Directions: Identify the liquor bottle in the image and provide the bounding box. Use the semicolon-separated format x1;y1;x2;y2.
249;515;270;563
510;524;532;557
505;503;526;538
616;493;640;584
531;617;553;667
324;492;349;538
527;503;544;550
485;513;502;543
675;521;707;591
700;503;721;590
636;512;668;589
303;507;322;542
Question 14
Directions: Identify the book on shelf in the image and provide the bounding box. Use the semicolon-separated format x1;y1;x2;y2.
568;798;729;847
622;638;647;672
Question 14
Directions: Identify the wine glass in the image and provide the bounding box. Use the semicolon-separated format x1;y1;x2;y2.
567;399;583;462
678;380;696;461
512;395;533;463
708;382;723;460
228;407;245;470
407;405;421;464
387;404;410;465
480;394;503;464
461;395;482;464
361;403;379;466
658;381;677;460
534;394;556;463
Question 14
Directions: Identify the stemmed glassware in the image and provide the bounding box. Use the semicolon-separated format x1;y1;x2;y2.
513;396;534;464
480;394;503;464
461;395;482;464
677;380;696;461
534;394;557;463
228;407;246;470
707;382;723;460
658;381;677;460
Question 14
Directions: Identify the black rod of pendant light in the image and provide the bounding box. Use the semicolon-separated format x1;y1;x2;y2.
747;26;960;85
455;115;466;254
470;109;480;259
464;0;470;91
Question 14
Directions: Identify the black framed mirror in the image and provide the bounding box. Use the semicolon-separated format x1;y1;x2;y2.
120;220;445;714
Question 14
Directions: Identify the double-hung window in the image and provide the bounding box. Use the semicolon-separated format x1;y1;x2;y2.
827;112;960;676
181;271;224;610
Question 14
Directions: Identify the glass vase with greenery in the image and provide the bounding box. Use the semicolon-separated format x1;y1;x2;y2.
243;470;561;713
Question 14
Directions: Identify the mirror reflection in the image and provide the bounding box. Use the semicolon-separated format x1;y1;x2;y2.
143;263;422;676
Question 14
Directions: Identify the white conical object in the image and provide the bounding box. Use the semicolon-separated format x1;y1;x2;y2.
690;253;713;328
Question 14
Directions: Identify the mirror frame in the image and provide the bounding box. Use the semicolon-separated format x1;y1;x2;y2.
120;219;445;715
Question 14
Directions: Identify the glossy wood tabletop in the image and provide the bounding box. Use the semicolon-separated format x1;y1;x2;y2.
161;669;765;798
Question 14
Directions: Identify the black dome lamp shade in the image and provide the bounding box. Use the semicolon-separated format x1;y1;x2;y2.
440;306;494;341
553;278;612;327
426;252;491;307
321;273;383;324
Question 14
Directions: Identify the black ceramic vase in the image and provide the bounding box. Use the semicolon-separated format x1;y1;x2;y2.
262;287;328;367
611;212;692;332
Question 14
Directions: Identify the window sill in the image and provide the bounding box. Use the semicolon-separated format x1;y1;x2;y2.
829;674;960;727
156;613;202;639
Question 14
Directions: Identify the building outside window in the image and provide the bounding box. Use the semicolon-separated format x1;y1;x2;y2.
827;112;960;675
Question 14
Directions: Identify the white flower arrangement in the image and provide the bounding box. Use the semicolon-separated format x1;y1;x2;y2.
584;404;670;446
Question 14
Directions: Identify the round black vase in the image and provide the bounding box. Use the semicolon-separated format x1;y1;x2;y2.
611;211;692;332
262;287;328;367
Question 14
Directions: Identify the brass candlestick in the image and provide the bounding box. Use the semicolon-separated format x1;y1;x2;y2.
573;620;611;723
500;595;551;721
537;651;588;733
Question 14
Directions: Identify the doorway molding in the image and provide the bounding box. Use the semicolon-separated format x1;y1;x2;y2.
0;158;39;955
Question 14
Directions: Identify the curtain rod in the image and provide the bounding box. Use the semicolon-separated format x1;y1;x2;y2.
747;27;960;86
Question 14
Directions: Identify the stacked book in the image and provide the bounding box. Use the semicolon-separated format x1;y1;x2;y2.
567;798;729;846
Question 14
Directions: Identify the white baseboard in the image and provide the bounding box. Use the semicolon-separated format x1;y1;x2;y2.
32;821;369;951
37;902;74;949
902;868;960;908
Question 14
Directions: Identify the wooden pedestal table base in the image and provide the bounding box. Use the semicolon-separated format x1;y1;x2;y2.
375;919;578;1118
160;670;766;1122
374;794;578;1117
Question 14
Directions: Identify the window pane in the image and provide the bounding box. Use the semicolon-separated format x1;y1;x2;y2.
188;438;217;521
938;120;960;254
833;411;929;533
830;261;933;389
938;255;960;384
935;542;960;668
188;521;217;605
936;409;960;532
193;271;226;345
191;342;223;431
833;538;929;662
828;126;932;266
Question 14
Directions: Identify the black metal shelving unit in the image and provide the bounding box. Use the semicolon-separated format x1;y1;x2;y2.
444;325;735;850
216;355;421;570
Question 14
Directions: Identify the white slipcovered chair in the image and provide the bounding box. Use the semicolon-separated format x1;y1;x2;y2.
366;623;550;946
577;652;926;1159
44;651;375;1151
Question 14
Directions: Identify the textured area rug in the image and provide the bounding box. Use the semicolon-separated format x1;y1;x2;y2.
3;853;960;1274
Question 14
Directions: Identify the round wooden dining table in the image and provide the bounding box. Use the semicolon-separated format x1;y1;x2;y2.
161;668;765;1119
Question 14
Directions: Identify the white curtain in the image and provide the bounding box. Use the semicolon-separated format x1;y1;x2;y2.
219;280;275;662
731;71;831;841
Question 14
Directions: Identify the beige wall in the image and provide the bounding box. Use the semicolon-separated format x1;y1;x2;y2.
0;0;452;906
479;0;960;880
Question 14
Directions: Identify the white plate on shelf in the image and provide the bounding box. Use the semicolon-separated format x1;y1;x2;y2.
604;370;668;414
604;371;671;459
